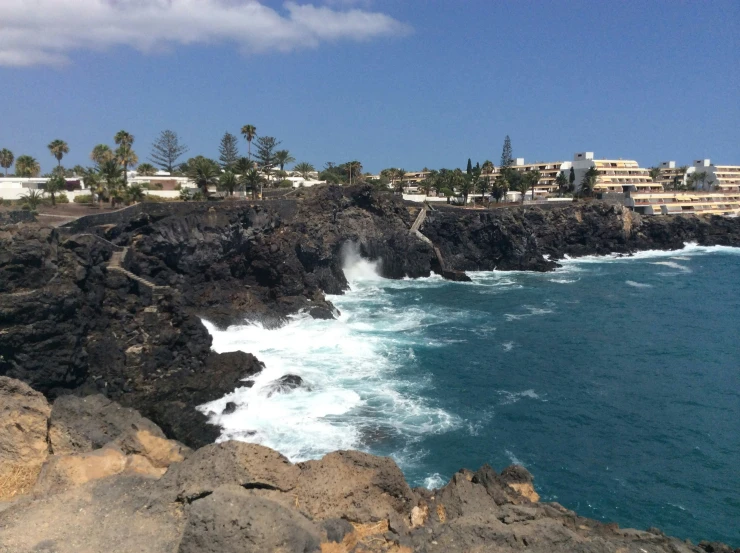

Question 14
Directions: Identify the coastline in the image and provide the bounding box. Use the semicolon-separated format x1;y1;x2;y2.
2;185;740;551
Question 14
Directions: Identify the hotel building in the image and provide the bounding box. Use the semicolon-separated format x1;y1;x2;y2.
654;161;688;189
480;159;572;198
571;152;662;194
685;159;740;192
625;191;740;216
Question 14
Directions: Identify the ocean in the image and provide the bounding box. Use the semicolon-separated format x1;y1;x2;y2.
200;244;740;544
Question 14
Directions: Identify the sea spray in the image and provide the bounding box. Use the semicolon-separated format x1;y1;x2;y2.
199;247;459;464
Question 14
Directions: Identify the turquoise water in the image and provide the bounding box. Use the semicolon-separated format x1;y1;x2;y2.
202;245;740;544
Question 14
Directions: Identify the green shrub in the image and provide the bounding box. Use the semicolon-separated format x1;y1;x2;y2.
278;179;294;188
56;192;69;203
73;194;93;204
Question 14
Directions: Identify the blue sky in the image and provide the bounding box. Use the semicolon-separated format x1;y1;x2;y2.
1;0;738;174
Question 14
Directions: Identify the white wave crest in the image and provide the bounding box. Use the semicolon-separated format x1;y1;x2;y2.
651;261;691;273
497;389;542;405
625;280;653;288
423;473;447;490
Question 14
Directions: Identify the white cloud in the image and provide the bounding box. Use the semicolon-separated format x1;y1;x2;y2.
0;0;410;67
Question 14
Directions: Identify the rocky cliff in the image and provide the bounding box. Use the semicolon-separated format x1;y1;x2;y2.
1;377;736;553
3;187;740;447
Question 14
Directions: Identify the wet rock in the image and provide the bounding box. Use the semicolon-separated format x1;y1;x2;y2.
222;401;237;415
265;374;310;397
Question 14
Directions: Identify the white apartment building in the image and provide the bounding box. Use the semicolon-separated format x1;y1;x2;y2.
685;159;740;192
570;152;662;194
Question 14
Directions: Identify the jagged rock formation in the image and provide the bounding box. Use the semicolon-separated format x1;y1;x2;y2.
0;379;736;553
3;188;740;445
423;202;740;272
3;187;740;551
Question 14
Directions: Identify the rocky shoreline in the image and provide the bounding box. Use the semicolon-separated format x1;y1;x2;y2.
2;184;740;551
2;376;737;553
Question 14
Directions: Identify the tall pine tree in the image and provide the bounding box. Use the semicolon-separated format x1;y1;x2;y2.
219;132;239;170
500;135;513;169
466;158;473;175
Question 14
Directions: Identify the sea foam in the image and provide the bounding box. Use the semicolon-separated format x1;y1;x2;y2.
199;247;460;464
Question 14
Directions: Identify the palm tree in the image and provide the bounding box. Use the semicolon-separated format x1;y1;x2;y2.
99;159;124;205
0;149;13;176
555;171;569;196
44;174;65;206
218;171;239;196
125;183;146;203
526;170;541;201
396;168;407;191
90;144;114;167
240;168;262;200
47;139;69;169
114;131;135;184
187;157;220;197
241;125;257;161
15;155;41;177
476;173;491;201
117;145;138;185
347;161;363;185
114;130;134;148
293;162;315;180
579;167;599;198
19;189;44;210
492;176;508;203
649;166;662;182
274;150;295;172
136;163;157;176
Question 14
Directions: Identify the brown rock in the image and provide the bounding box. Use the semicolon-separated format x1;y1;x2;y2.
0;377;51;499
177;485;321;553
112;429;190;469
160;440;300;503
48;394;166;455
33;448;128;495
295;450;416;524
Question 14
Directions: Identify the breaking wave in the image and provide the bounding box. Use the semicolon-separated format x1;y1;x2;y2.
199;248;461;467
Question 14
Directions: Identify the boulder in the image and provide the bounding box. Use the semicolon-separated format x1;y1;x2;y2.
48;394;166;455
177;485;321;553
0;377;51;499
295;450;416;524
33;448;129;495
160;440;300;503
265;374;310;397
111;429;190;469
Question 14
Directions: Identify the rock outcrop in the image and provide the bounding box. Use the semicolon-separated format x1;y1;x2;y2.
1;376;737;553
3;188;740;448
423;202;740;272
0;377;51;499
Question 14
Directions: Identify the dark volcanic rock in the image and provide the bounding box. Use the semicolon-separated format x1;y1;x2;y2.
265;374;310;397
222;402;237;415
424;202;740;272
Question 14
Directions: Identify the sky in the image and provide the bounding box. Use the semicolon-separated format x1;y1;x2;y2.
0;0;738;174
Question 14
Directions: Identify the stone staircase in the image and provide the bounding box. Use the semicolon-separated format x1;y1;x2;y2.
107;247;169;297
409;203;470;282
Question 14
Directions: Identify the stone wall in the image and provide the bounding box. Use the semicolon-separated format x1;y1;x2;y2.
0;210;36;224
60;200;299;233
